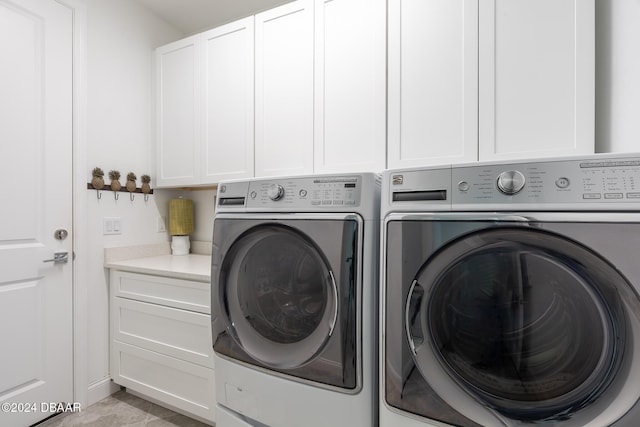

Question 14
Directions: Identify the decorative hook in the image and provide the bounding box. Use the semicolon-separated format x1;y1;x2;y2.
130;192;135;201
114;192;119;200
97;191;102;200
144;194;149;202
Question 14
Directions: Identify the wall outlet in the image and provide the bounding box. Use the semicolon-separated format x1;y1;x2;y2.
103;217;122;235
157;216;167;233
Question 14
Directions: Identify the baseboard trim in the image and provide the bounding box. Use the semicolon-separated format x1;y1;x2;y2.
87;378;120;406
127;389;214;426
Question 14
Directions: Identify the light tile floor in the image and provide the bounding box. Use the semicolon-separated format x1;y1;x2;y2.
37;390;212;427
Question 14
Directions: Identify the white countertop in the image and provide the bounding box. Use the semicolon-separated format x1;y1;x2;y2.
105;254;211;282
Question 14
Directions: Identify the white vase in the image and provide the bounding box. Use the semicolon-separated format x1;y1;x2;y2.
171;235;190;256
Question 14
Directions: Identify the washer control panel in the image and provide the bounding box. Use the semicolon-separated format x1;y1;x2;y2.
452;157;640;206
242;176;362;208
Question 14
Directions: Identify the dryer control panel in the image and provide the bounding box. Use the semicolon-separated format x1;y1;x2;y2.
384;154;640;211
452;157;640;207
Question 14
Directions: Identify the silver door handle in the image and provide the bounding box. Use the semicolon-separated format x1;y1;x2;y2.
405;279;423;356
43;252;69;264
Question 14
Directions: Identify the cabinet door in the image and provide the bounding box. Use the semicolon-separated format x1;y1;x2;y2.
478;0;595;160
112;297;213;368
201;17;255;183
111;341;216;423
255;0;314;177
388;0;479;169
156;35;201;187
314;0;386;173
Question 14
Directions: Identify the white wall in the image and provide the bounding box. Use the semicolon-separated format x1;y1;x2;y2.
186;189;217;242
84;0;183;402
595;1;640;153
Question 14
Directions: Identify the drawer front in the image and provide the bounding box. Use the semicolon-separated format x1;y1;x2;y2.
111;271;210;314
111;297;214;367
111;341;215;423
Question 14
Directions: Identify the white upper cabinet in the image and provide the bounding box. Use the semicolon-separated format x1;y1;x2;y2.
313;0;387;174
156;0;594;183
388;0;594;169
479;0;595;160
388;0;479;169
157;0;386;183
254;0;314;177
201;17;255;182
156;35;201;187
155;18;254;188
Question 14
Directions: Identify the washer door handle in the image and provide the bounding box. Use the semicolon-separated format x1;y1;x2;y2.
405;280;425;356
327;270;339;336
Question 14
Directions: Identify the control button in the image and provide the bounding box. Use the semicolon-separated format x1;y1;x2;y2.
555;177;570;189
583;193;602;200
344;200;356;205
605;193;623;199
321;200;332;205
627;193;640;199
333;200;344;205
250;191;257;199
457;181;470;192
267;184;285;201
311;200;321;205
299;189;308;198
497;170;526;195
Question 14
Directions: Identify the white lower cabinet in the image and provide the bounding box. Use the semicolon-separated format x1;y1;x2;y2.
109;271;215;424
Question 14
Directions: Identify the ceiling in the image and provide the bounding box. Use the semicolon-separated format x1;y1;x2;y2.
134;0;295;35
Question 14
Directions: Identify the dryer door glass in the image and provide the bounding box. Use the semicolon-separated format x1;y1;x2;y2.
411;227;626;421
212;218;361;391
222;224;337;369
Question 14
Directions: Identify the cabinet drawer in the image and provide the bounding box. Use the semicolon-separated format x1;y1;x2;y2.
111;341;215;423
111;271;210;314
111;297;213;367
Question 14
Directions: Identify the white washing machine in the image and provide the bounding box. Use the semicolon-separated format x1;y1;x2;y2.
380;154;640;427
211;173;380;427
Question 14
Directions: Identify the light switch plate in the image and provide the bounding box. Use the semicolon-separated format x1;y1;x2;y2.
103;217;122;235
157;216;166;233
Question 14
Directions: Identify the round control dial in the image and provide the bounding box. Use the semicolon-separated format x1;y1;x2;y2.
497;170;526;195
267;184;285;201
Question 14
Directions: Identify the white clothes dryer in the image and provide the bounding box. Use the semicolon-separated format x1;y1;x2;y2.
211;173;380;427
380;154;640;427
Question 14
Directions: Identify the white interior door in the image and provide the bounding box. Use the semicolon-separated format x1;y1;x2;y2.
0;0;73;425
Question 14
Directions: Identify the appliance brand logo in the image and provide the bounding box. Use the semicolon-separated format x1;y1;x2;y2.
392;175;404;185
220;185;226;193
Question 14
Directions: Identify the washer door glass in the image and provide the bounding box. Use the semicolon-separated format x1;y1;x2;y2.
220;224;338;369
408;227;627;421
